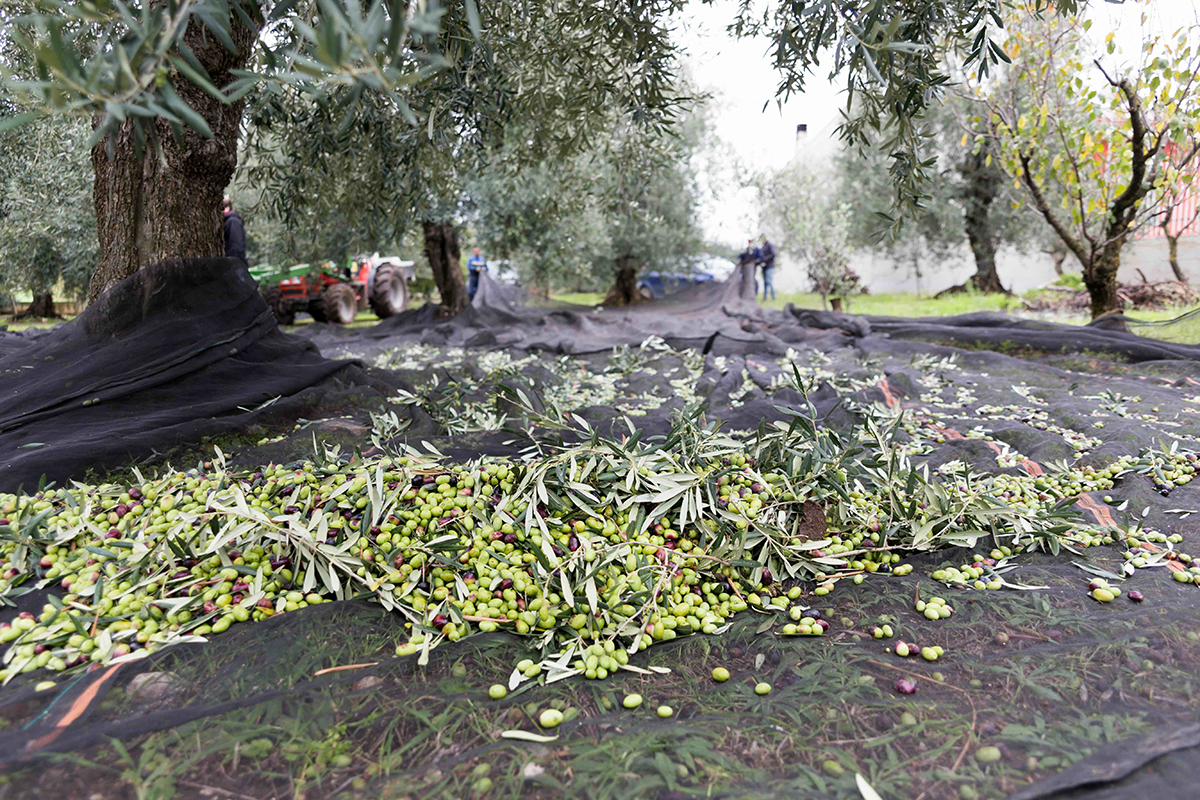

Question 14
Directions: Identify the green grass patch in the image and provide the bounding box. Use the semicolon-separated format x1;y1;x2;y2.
0;314;73;331
762;291;1017;317
550;292;606;306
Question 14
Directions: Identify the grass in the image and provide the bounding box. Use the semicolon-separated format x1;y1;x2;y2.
0;314;73;331
287;309;393;329
762;291;1016;317
550;292;606;306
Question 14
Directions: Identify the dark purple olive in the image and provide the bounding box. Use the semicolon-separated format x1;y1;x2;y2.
895;679;917;695
1128;590;1144;602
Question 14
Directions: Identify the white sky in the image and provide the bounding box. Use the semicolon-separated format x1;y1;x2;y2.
678;0;1200;247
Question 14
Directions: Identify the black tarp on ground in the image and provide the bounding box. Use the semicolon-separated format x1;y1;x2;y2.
864;310;1200;362
5;265;1200;798
297;266;858;360
0;258;368;490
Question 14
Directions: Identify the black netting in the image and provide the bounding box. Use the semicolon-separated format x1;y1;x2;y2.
4;263;1200;799
0;259;394;488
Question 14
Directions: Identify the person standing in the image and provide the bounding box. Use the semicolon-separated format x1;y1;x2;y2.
466;246;488;301
758;235;776;301
222;198;246;265
738;238;762;296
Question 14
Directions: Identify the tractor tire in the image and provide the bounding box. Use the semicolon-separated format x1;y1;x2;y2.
261;284;295;326
311;283;358;325
369;263;409;318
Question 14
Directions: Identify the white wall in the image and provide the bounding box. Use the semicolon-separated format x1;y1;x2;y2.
769;234;1200;296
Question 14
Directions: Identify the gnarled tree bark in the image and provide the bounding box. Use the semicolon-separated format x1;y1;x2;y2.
603;255;643;306
87;7;262;303
1161;206;1190;284
16;292;57;319
959;149;1007;294
423;220;468;314
937;148;1007;297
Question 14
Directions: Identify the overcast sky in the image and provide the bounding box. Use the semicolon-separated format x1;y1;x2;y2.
679;0;1200;246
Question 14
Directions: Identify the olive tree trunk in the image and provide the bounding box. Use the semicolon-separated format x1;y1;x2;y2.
1167;233;1187;283
16;292;57;319
603;255;642;306
960;149;1006;294
423;220;468;314
1084;241;1125;319
87;9;261;304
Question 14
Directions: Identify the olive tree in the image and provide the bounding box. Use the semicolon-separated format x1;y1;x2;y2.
732;0;1087;223
755;162;858;308
0;115;96;315
979;10;1200;317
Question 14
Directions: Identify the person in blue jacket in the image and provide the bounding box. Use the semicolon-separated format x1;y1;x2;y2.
466;247;488;301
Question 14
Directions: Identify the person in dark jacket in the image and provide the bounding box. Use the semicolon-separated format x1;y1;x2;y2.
758;235;776;300
738;238;762;295
223;198;247;264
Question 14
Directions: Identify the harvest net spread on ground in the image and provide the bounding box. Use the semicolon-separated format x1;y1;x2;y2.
2;259;1200;799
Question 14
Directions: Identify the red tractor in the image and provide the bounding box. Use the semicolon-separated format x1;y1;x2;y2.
253;257;412;325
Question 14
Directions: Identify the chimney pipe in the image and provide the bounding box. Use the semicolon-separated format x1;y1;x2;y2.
794;123;808;160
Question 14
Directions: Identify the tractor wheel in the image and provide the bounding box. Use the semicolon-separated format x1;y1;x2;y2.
311;283;358;325
261;284;295;326
369;263;409;318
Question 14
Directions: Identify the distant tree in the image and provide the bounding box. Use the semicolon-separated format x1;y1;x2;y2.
733;0;1087;222
831;139;962;295
929;97;1052;294
465;148;605;294
0;115;96;316
979;8;1200;317
1154;144;1200;285
755;162;859;309
236;1;690;314
824;94;1052;296
597;110;708;306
